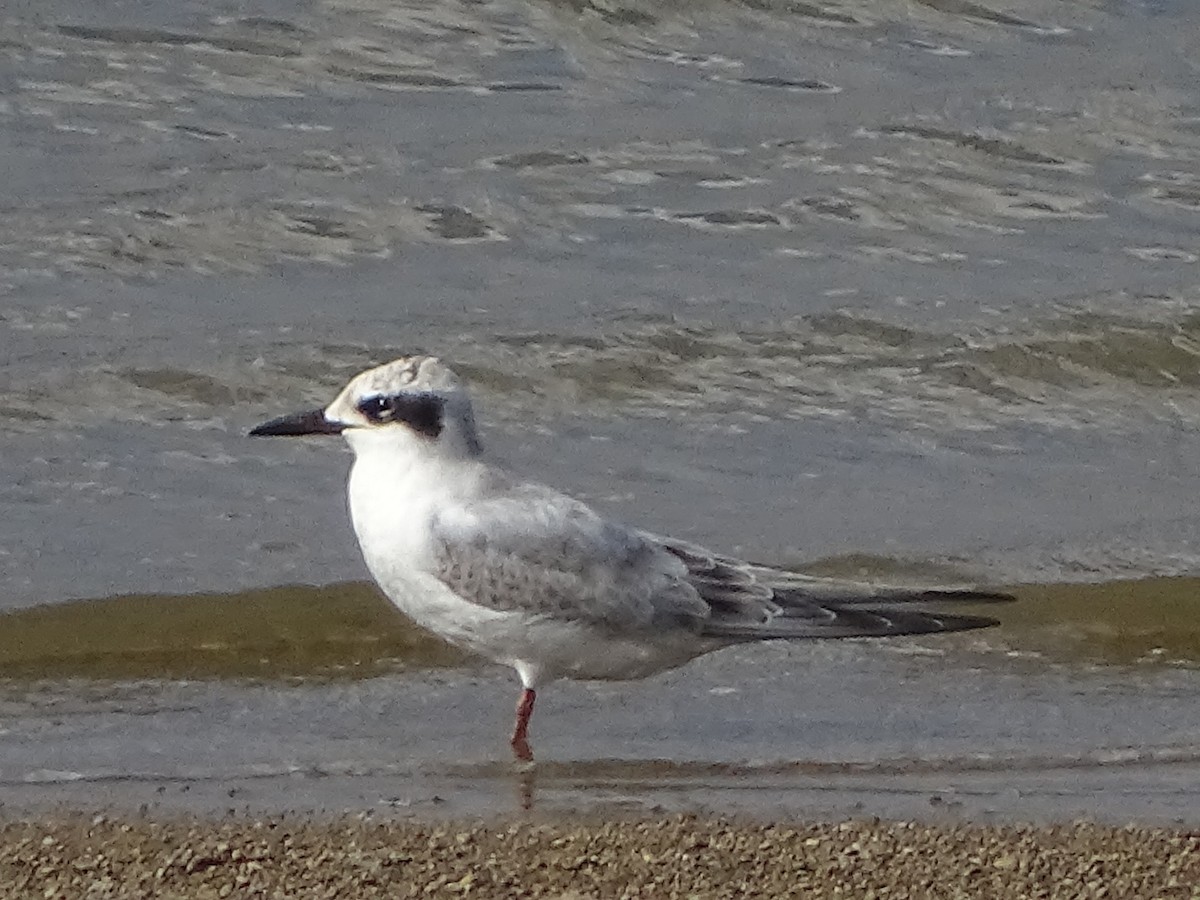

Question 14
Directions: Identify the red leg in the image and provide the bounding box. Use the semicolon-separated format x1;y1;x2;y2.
510;687;536;762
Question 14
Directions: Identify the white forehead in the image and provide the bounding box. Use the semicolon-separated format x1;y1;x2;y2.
346;356;463;397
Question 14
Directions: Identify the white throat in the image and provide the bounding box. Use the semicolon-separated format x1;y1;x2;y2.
343;426;484;584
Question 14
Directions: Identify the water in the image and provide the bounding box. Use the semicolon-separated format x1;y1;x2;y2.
2;624;1200;824
2;0;1200;821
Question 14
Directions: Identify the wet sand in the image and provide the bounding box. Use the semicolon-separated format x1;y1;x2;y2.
2;581;1199;827
3;815;1196;898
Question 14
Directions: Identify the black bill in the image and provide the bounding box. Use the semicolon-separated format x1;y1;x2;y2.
249;408;345;437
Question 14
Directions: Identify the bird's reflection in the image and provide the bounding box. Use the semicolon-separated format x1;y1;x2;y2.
515;763;537;811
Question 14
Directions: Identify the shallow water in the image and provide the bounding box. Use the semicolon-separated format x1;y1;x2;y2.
3;0;1200;821
2;579;1200;823
2;624;1199;824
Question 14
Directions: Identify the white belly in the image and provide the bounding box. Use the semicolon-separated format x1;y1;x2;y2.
366;559;702;687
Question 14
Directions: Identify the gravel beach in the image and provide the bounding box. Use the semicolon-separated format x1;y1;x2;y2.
2;815;1196;899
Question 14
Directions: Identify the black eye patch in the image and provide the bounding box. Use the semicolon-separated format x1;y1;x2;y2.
357;395;392;421
356;392;444;439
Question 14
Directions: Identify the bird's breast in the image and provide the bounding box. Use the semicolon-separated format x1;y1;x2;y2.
346;456;443;565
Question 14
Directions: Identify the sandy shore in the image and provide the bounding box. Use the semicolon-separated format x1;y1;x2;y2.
1;815;1196;898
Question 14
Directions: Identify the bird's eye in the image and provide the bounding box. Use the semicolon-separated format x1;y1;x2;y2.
357;395;392;422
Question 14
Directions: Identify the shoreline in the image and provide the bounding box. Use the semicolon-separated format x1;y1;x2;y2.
2;814;1196;898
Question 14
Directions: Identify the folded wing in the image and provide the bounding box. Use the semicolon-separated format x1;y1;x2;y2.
655;537;1011;640
428;481;1010;642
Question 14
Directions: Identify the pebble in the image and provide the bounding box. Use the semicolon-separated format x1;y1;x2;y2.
0;815;1196;898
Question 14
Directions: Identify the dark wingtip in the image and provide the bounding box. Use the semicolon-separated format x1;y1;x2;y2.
249;408;344;437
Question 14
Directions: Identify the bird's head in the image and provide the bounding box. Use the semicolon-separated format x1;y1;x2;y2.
250;356;482;459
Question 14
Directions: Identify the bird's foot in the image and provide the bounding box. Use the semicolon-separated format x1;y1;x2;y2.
510;733;534;763
510;687;537;762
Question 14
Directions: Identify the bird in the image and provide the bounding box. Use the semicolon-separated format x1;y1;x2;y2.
250;355;1010;761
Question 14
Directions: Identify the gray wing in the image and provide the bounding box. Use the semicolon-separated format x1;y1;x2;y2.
428;485;710;634
428;481;1008;640
654;537;1011;640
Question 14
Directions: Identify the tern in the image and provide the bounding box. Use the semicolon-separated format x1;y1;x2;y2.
250;356;1009;760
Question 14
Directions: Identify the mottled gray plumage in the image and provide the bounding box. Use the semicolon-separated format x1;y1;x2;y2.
427;479;1006;643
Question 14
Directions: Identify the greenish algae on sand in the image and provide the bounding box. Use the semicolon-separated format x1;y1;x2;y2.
1;576;1199;683
0;584;464;681
999;577;1200;666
